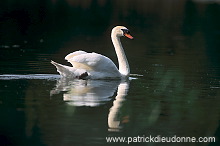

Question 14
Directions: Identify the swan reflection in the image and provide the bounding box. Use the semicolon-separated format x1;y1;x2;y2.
108;82;129;132
50;78;130;131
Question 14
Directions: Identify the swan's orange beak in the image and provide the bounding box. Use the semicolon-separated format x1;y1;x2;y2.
124;33;134;39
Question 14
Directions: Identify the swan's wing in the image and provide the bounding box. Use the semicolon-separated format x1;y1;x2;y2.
65;50;87;61
68;52;119;72
65;50;91;70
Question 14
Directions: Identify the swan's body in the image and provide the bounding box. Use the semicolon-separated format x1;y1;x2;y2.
51;26;133;79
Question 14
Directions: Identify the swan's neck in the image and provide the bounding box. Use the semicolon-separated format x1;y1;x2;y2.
111;34;130;77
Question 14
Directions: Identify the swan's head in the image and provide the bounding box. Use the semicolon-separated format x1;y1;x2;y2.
112;26;133;39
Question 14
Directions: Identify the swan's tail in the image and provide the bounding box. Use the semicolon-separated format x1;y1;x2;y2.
51;60;76;78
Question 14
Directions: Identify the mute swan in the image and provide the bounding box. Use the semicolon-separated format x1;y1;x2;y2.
51;26;133;79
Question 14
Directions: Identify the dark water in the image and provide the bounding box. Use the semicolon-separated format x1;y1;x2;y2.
0;0;220;145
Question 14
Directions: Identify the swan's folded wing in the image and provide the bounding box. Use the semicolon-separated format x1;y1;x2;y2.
68;52;118;72
67;53;101;70
65;50;87;61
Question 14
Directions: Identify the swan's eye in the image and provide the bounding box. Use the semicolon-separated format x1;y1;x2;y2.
121;29;130;34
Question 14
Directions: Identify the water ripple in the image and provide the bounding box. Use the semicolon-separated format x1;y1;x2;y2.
0;74;60;80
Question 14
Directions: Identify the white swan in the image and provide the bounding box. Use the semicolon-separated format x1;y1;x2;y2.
51;26;133;79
